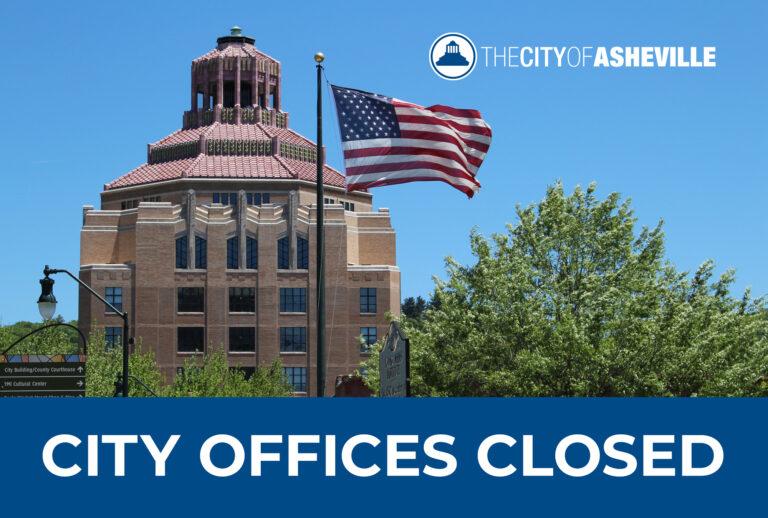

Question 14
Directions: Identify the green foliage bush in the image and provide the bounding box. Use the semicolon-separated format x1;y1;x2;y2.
365;182;768;397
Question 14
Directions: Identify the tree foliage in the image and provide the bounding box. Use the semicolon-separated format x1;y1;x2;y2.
2;322;292;397
166;350;292;397
0;317;81;355
401;296;428;321
370;182;768;397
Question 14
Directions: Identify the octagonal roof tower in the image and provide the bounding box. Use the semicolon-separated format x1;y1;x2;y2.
105;27;345;191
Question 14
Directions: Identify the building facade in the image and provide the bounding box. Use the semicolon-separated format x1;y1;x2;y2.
78;28;400;396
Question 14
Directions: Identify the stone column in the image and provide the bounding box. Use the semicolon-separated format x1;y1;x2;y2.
263;73;270;110
204;64;210;112
215;56;224;121
273;64;281;110
251;61;259;107
235;56;242;124
191;66;197;111
288;190;297;269
186;189;196;269
238;190;247;269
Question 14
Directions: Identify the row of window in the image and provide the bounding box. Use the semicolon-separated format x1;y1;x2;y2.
176;364;305;392
104;325;377;355
212;192;271;206
175;326;309;353
323;198;356;211
120;196;161;210
105;286;378;315
176;235;308;270
176;286;310;313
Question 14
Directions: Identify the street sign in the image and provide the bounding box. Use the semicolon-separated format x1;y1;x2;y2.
0;354;86;397
380;321;410;397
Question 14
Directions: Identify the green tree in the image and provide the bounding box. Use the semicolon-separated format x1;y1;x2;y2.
166;349;292;397
401;296;427;321
2;320;293;397
366;182;768;397
0;317;81;355
85;330;164;397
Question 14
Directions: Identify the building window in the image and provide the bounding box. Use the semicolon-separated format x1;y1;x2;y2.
245;193;270;206
195;236;207;269
178;287;204;313
277;237;289;269
213;192;238;205
360;327;377;352
105;327;122;351
283;367;307;392
176;236;187;268
297;237;308;269
229;287;255;313
229;327;255;352
246;237;258;269
344;201;355;211
280;287;306;313
178;327;204;353
229;366;256;380
324;197;334;205
227;237;239;269
105;287;122;313
280;327;306;352
360;287;377;313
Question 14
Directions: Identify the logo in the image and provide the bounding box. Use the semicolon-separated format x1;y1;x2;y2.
429;33;477;80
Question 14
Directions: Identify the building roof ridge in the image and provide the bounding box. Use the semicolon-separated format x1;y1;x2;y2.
151;128;184;147
202;122;219;140
256;122;275;139
284;127;315;147
182;153;205;179
273;154;299;179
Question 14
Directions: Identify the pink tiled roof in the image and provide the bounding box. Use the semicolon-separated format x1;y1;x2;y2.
105;127;346;190
151;124;310;147
207;123;273;141
188;155;292;180
152;127;209;146
280;128;316;147
105;157;200;189
193;45;277;63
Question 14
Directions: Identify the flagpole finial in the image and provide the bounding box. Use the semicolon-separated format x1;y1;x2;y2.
314;52;325;63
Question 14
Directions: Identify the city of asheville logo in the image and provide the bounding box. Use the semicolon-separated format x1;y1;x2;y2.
430;33;477;80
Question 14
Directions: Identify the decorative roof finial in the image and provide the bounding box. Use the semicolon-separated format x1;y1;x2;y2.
231;26;242;37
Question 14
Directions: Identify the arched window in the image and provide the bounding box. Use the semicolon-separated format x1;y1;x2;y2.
277;237;289;269
176;236;188;268
227;237;239;269
297;237;308;269
246;237;258;269
195;236;207;269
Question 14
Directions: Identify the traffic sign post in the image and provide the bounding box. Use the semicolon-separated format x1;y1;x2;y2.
0;355;86;397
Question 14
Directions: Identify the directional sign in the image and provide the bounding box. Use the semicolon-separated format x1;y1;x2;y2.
380;321;410;397
0;355;86;397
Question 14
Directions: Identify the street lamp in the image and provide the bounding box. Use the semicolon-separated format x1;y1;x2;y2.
38;265;132;397
37;275;57;321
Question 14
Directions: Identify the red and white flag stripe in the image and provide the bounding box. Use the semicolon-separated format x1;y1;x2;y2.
339;96;492;198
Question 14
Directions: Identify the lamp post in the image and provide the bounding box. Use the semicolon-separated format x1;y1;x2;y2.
38;265;131;397
315;51;326;397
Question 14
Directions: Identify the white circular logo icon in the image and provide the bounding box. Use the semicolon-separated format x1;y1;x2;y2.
429;33;477;80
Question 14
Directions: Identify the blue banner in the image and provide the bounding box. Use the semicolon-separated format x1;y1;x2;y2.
0;398;764;516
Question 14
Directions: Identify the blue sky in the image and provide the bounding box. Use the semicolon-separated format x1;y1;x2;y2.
0;0;765;323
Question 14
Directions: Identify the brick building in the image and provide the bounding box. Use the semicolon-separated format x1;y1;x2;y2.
78;28;400;396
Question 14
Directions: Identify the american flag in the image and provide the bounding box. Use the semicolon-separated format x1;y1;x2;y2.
330;85;491;198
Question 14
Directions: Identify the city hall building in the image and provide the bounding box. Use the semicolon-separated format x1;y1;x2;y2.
78;28;400;396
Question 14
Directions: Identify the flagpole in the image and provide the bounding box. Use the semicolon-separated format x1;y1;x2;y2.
314;52;326;397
